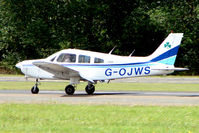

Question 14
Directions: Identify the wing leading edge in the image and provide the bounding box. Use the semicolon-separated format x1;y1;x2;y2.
33;61;95;83
33;61;79;79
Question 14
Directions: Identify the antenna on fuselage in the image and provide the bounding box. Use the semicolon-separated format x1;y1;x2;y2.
109;46;117;54
129;49;135;57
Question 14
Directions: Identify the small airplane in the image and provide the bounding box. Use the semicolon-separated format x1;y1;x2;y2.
16;33;188;95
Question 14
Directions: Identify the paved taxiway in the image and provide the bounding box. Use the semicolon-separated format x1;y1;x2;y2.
1;76;199;83
0;76;199;105
0;90;199;106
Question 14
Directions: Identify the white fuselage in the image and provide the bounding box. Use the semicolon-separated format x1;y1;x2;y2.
16;49;174;81
15;33;185;95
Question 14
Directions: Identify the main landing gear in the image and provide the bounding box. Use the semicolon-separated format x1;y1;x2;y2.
85;84;95;95
64;82;95;95
65;85;75;95
30;78;96;95
31;79;39;94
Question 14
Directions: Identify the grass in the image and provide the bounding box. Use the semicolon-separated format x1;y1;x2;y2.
0;75;198;133
0;81;199;92
0;74;23;77
0;104;198;133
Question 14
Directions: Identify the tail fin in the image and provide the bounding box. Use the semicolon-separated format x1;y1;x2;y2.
149;33;183;65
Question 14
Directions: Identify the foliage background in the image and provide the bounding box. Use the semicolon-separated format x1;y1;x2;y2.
0;0;198;74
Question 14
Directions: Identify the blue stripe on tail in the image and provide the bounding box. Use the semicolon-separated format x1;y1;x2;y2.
156;56;177;65
150;45;180;65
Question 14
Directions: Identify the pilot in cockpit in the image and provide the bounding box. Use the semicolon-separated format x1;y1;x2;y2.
63;54;71;62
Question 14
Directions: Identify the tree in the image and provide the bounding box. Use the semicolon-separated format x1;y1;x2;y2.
0;0;198;74
147;0;199;74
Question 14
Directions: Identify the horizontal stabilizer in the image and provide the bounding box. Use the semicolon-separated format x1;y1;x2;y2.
152;67;189;71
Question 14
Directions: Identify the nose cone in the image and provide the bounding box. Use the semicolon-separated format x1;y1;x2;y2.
15;62;22;69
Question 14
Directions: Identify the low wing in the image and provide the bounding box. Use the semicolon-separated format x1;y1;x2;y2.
33;61;95;83
33;61;79;79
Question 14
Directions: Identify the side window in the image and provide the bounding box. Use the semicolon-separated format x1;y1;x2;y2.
50;56;56;62
94;57;104;63
78;55;90;63
57;53;76;63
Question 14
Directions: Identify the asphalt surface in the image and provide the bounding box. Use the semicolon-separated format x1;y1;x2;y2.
1;76;199;83
0;76;199;106
0;90;199;106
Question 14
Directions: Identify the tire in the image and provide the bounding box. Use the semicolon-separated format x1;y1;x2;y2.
65;85;75;95
85;84;95;95
31;86;39;94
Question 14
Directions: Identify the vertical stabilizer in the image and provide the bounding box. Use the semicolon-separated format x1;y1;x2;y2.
149;33;183;65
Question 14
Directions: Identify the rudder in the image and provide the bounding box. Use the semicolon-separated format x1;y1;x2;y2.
149;33;183;65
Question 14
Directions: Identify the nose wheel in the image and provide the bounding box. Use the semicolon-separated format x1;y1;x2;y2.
85;84;95;95
65;85;75;95
31;85;39;94
31;79;39;94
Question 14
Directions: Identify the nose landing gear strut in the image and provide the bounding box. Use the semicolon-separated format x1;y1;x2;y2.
31;79;39;94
